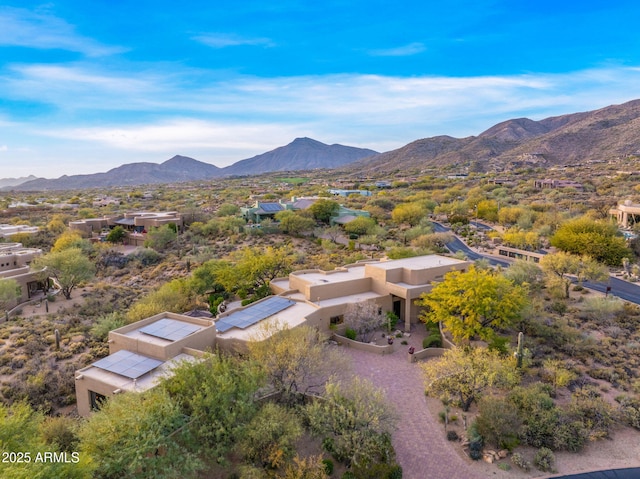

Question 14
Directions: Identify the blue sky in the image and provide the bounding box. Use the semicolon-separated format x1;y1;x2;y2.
2;1;640;178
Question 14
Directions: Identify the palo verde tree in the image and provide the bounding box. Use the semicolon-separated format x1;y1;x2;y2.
306;377;397;468
33;247;96;300
248;320;347;404
309;199;340;224
422;347;520;411
551;217;631;266
418;265;529;342
161;353;264;464
0;278;20;312
78;388;202;479
539;251;608;299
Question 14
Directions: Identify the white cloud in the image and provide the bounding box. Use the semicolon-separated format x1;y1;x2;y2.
193;33;275;48
369;42;426;57
0;7;126;57
0;145;7;151
4;64;640;176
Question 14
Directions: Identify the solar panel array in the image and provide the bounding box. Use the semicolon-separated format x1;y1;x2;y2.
216;296;295;333
93;350;163;379
259;203;283;212
139;318;201;341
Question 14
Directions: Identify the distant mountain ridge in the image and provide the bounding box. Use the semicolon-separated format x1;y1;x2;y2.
4;139;378;191
350;99;640;173
0;175;39;188
5;99;640;190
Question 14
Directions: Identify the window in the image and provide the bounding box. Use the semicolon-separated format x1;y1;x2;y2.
89;390;107;411
330;315;344;325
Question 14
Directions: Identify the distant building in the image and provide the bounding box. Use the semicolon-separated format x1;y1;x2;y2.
69;211;183;246
0;243;46;306
610;200;640;228
0;224;39;239
241;201;285;223
533;179;584;191
92;196;120;208
330;205;371;226
328;189;372;197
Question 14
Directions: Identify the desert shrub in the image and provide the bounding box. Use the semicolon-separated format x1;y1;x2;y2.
322;458;334;475
617;395;640;429
553;416;588;452
40;415;79;452
534;447;556;472
345;328;357;340
91;312;126;341
240;403;303;469
467;422;483;461
566;389;616;440
511;452;530;471
476;396;521;450
498;462;511;471
422;333;441;349
131;248;163;266
446;430;459;441
352;462;402;479
342;472;356;479
508;384;558;449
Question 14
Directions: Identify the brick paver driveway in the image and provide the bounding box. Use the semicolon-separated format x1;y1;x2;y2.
341;327;484;479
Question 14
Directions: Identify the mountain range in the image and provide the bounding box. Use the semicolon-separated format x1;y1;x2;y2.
351;99;640;173
4;99;640;191
4;138;377;191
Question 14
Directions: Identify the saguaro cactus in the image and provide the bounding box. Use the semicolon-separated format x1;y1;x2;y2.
55;329;61;351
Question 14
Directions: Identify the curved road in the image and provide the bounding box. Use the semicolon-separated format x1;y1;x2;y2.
432;221;640;305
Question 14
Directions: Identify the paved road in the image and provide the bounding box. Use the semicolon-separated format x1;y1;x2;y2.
432;221;511;268
432;221;640;305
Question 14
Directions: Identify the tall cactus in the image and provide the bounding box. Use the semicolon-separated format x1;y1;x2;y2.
54;329;61;351
516;331;524;369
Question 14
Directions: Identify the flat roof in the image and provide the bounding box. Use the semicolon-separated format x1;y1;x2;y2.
367;255;466;271
121;314;207;345
291;265;366;285
78;353;196;392
217;300;317;341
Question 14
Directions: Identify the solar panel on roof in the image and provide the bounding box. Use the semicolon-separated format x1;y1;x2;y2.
139;318;201;341
93;350;163;379
259;203;283;212
215;296;295;333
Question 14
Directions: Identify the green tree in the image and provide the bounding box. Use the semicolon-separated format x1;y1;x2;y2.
144;225;177;251
476;199;499;222
275;210;316;235
539;252;608;299
306;377;397;468
127;278;197;322
503;260;545;290
422;347;520;411
343;216;376;236
162;353;263;463
391;202;425;226
0;278;20;312
78;389;202;479
217;203;241;217
0;402;92;479
551;217;631;266
51;230;93;254
105;225;127;244
33;247;96;300
309;199;340;224
418;265;528;342
240;403;303;469
248;321;347;404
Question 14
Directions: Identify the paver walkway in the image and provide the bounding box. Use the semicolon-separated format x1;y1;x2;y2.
341;326;484;479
